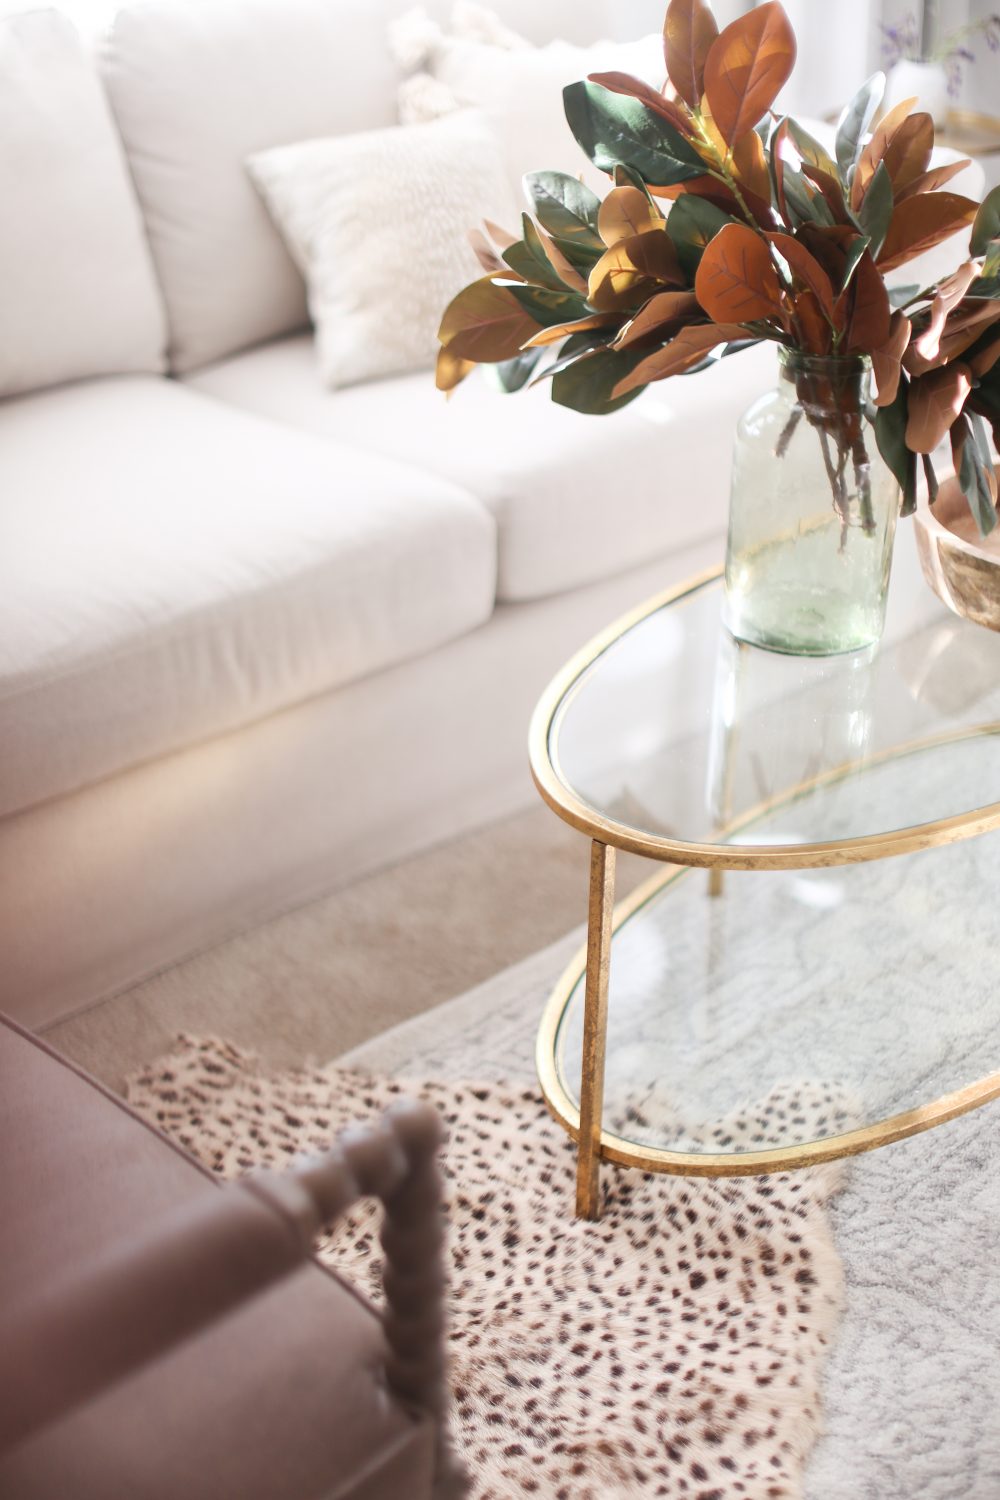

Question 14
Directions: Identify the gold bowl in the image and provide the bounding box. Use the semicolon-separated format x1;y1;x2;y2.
914;468;1000;632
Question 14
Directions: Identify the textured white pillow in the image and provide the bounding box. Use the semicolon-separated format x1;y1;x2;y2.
0;8;165;398
247;111;516;390
391;8;666;198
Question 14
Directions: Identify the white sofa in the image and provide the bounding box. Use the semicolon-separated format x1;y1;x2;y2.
0;0;973;1031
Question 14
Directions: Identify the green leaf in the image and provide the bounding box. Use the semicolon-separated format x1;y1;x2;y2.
665;195;735;280
840;235;871;295
505;282;588;327
971;185;1000;257
502;216;567;292
562;80;704;188
888;283;920;309
530;331;610;385
873;379;917;514
921;452;939;507
960;413;999;534
481;348;544;393
857;161;893;258
613;162;656;204
983;241;1000;280
786;118;838;180
522;171;603;248
835;71;885;179
783;167;836;228
550;345;645;414
966;274;1000;300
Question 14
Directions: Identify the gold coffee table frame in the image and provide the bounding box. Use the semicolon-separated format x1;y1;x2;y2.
529;568;1000;1219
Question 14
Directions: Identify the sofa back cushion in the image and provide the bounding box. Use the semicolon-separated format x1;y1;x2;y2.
101;0;404;373
0;8;165;398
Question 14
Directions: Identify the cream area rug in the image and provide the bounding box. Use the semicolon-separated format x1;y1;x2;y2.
128;1035;851;1500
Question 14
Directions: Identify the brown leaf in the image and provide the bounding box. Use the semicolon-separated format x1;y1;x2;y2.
801;163;850;224
950;414;998;505
482;219;518;251
731;128;771;205
877;192;978;272
968;329;1000;379
905;303;1000;375
612;321;748;397
895;158;972;202
438;276;540;362
587;71;695;137
852;95;917;208
435;345;475;395
703;1;796;148
767;231;836;321
598;186;664;247
882;111;934;194
588;230;684;311
695;221;783;322
846;249;891;353
911;261;979;366
663;0;719;109
794;290;832;354
613;290;702;348
649;174;739;211
533;224;589;293
468;227;506;275
521;312;619;349
905;362;973;453
872;311;912;406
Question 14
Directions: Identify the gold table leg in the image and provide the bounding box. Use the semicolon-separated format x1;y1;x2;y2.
576;839;616;1220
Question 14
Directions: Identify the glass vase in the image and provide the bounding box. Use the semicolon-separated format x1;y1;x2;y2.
724;349;901;656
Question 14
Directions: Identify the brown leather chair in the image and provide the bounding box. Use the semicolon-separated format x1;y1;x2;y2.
0;1014;462;1499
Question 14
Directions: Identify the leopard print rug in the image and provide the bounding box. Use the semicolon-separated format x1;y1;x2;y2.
127;1037;853;1500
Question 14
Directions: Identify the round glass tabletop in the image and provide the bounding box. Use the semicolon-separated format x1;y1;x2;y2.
531;531;1000;868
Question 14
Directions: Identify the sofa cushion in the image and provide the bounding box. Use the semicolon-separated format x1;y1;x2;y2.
0;1015;434;1499
0;9;165;398
190;333;776;601
0;377;496;818
101;0;403;373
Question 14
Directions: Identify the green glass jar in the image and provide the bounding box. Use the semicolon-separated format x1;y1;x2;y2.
724;349;901;656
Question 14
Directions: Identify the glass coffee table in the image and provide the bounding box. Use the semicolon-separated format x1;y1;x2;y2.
530;531;1000;1218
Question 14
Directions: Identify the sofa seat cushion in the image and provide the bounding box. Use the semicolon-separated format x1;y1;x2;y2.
0;377;495;818
0;1015;434;1499
190;333;776;602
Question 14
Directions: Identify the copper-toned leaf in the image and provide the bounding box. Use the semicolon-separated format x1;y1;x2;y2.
438;276;541;362
905;302;1000;375
905;362;973;453
597;185;664;247
852;95;916;208
468;227;506;275
882;111;934;193
871;310;912;406
694;221;783;322
650;174;740;211
895;157;973;202
663;0;719;109
588;229;684;311
521;312;619;348
586;71;695;138
435;346;476;395
794;289;832;353
731;127;771;205
702;2;796;148
968;328;1000;378
533;223;589;293
846;249;891;353
877;192;978;272
611;321;749;397
800;163;850;224
767;231;836;320
911;260;979;365
483;219;518;251
614;290;702;348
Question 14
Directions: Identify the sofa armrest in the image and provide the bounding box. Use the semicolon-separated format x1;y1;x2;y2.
0;1098;462;1495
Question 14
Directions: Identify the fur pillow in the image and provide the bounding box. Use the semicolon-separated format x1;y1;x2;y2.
247;110;515;389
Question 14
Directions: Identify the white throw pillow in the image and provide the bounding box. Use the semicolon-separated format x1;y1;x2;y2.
0;8;165;399
247;111;516;389
391;6;665;198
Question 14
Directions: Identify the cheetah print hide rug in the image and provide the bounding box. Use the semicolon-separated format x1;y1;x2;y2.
127;1036;852;1500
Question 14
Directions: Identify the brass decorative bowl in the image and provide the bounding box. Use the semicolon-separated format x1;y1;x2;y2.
914;468;1000;633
